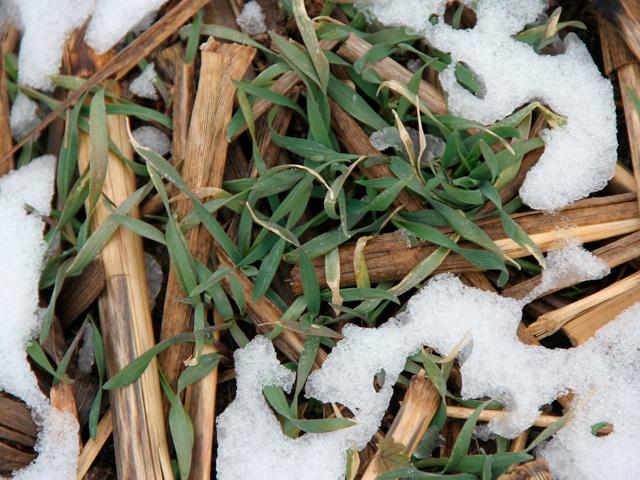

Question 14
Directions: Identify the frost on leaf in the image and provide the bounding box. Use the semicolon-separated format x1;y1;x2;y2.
358;0;617;211
0;156;79;479
217;245;638;480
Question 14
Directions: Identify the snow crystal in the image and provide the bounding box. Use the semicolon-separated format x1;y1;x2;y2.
133;126;171;157
217;244;638;480
129;63;159;100
358;0;617;211
7;0;167;90
236;1;267;36
84;0;167;54
0;156;79;479
10;93;39;141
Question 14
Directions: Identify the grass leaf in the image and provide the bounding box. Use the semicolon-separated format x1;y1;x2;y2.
299;252;321;315
292;0;330;91
103;331;213;390
293;336;321;403
27;340;70;384
252;239;287;301
263;386;356;433
176;353;220;393
328;77;388;131
160;372;194;480
88;318;105;439
66;183;153;277
184;10;203;64
88;88;108;213
524;411;572;453
444;399;493;472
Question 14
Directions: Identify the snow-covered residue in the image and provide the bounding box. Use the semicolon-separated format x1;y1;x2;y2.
217;245;638;480
3;0;168;90
236;1;267;36
0;156;79;479
358;0;617;211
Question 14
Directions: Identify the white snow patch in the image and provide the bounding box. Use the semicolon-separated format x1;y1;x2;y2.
6;0;168;90
129;63;159;100
236;1;267;35
0;156;79;479
133;126;171;157
522;241;610;303
10;93;40;141
358;0;617;211
84;0;167;54
217;245;638;480
11;0;94;90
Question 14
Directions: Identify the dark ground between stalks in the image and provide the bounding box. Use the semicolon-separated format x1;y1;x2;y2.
1;0;636;478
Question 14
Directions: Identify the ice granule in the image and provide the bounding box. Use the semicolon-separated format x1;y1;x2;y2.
358;0;617;211
10;93;39;141
6;0;167;90
406;58;423;72
370;126;445;163
236;1;267;36
0;156;79;479
144;252;163;308
369;126;402;151
423;133;445;163
129;63;159;100
132;126;171;156
218;244;639;480
77;324;94;374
